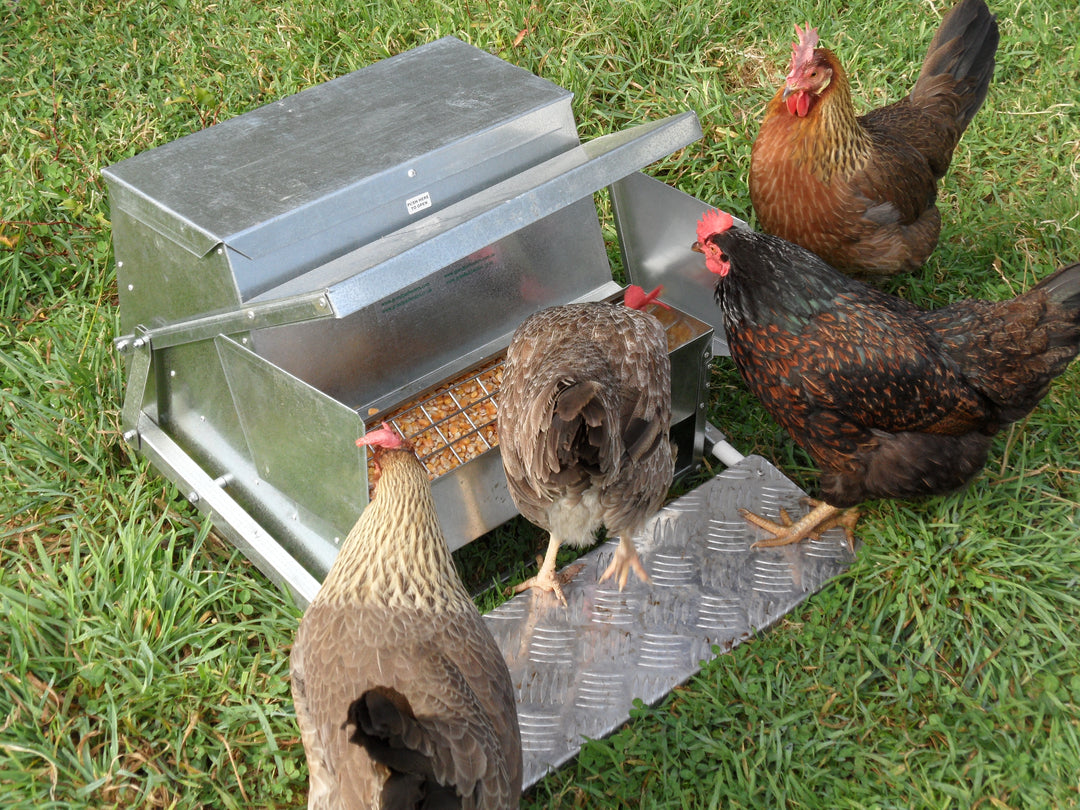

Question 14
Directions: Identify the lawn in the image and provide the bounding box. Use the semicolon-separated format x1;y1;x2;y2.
2;0;1079;807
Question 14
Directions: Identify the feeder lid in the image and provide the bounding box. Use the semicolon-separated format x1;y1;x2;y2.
101;37;575;263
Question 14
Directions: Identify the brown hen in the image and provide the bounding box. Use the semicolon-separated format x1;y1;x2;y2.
695;209;1080;546
498;285;674;606
290;425;522;809
749;0;999;278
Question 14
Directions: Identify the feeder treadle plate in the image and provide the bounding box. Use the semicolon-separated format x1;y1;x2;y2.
483;454;857;788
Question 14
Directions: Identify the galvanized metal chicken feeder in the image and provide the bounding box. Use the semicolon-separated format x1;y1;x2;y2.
104;37;855;789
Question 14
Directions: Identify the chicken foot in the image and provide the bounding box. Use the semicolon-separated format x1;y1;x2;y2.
740;499;860;550
598;535;651;592
513;534;585;607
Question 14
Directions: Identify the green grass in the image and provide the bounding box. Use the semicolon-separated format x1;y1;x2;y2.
2;0;1079;806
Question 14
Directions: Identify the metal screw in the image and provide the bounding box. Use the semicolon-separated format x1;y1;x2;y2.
122;430;137;442
132;337;146;349
187;491;200;504
246;310;255;320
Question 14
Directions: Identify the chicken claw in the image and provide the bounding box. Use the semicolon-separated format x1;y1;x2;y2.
741;499;860;550
598;535;651;592
513;555;586;607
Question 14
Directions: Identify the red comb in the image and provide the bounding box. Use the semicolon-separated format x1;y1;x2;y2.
623;284;670;311
791;23;819;70
356;422;404;451
696;209;734;244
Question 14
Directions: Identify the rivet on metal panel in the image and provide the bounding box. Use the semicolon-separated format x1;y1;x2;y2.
317;297;327;308
241;337;249;344
170;370;176;377
217;247;224;255
127;284;133;291
122;430;137;443
115;339;130;353
117;261;123;268
187;491;200;504
132;337;146;349
408;169;417;178
246;310;255;320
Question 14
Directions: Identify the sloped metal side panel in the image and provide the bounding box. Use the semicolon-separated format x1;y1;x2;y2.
612;171;744;356
483;455;857;788
216;336;368;554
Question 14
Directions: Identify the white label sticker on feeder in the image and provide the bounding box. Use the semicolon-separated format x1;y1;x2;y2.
406;192;432;215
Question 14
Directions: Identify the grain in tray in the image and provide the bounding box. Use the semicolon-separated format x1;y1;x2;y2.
364;357;504;486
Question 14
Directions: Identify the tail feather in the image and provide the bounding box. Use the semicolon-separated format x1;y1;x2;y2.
1030;261;1080;310
347;688;463;809
911;0;999;133
347;687;434;778
926;262;1080;425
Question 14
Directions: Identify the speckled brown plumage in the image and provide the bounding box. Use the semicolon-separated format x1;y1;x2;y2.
696;217;1080;542
749;0;999;278
290;444;522;809
498;298;673;603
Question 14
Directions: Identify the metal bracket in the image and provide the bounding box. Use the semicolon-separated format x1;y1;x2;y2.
119;326;153;449
113;289;334;353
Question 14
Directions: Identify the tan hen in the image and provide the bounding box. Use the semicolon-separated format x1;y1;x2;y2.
290;425;522;809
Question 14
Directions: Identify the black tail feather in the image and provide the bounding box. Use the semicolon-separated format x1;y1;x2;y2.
346;688;462;809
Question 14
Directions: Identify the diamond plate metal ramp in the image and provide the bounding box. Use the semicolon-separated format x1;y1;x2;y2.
482;454;857;788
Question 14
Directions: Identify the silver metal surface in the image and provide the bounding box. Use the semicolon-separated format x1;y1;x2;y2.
252;203;615;411
216;336;368;545
483;454;857;788
612;171;750;357
103;37;578;303
253;112;704;315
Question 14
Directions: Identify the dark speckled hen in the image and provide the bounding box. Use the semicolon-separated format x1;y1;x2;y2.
498;285;674;606
290;425;521;809
694;209;1080;546
749;0;998;278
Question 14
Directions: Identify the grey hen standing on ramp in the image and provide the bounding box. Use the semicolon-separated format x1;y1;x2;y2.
498;285;674;606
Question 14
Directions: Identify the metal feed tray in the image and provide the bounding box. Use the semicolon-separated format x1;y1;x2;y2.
103;37;857;788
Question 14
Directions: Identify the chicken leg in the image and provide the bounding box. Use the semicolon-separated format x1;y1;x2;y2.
514;534;585;607
599;534;651;592
741;499;859;550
